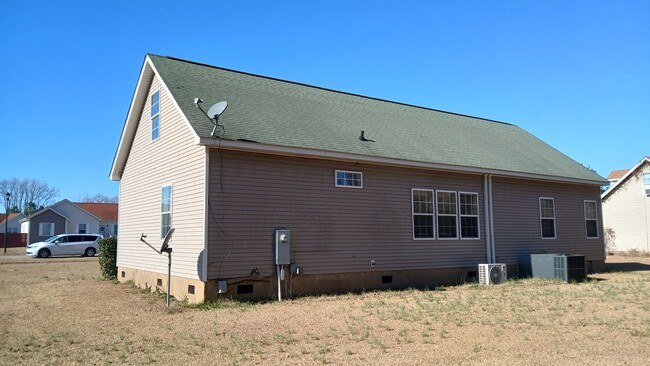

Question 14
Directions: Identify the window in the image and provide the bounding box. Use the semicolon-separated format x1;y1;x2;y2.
584;200;599;238
459;192;480;239
151;90;160;141
644;173;650;195
539;198;556;239
39;223;54;237
7;227;19;233
113;224;118;236
335;170;362;188
77;223;87;234
412;189;434;239
161;185;172;239
437;191;458;239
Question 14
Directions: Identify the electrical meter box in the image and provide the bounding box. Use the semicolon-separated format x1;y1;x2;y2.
275;229;291;265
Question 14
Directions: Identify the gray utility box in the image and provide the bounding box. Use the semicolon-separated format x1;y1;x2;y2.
275;229;291;265
530;253;586;282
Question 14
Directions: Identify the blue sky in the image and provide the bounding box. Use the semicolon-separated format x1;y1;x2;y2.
1;1;648;201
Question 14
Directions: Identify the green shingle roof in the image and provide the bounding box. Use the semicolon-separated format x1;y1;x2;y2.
149;54;605;184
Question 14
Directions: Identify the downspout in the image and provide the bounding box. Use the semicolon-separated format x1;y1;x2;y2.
488;175;496;263
483;174;493;263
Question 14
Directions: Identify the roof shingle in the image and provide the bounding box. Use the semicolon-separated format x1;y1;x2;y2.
145;54;605;184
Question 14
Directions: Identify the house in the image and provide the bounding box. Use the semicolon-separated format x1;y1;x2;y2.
0;213;25;233
602;156;650;252
19;200;118;244
110;54;607;303
1;213;27;247
75;202;118;237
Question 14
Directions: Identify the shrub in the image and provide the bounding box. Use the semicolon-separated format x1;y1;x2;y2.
98;236;118;280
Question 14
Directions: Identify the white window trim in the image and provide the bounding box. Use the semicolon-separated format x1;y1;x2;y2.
151;90;160;142
539;197;557;239
39;222;55;237
643;173;650;196
335;170;363;188
459;191;481;240
436;190;459;240
161;184;173;240
77;223;87;234
584;200;599;239
411;188;435;240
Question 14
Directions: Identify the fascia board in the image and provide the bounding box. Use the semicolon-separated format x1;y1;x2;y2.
197;137;607;187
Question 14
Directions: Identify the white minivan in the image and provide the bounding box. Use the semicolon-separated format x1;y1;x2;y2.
26;234;102;258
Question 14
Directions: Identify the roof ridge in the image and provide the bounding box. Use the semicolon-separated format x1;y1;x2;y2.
150;54;514;127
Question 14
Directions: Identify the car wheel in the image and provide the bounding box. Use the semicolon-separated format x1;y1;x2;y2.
38;249;51;258
84;248;96;257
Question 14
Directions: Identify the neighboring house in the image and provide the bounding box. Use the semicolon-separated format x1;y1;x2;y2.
0;213;25;233
20;200;117;244
110;54;607;303
75;202;118;237
607;169;629;185
602;156;650;252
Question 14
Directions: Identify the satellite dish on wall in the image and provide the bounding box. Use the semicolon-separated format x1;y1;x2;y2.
160;228;175;254
207;101;228;120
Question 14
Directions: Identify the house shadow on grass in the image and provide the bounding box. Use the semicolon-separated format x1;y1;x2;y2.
603;262;650;273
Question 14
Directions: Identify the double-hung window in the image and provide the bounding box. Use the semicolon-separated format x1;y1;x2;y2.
644;173;650;195
412;189;434;239
459;192;480;239
77;223;87;234
161;185;172;239
584;200;599;238
437;191;458;239
39;223;54;237
151;90;160;141
539;198;556;239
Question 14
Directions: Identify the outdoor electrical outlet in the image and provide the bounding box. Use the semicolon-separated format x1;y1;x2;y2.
370;259;376;267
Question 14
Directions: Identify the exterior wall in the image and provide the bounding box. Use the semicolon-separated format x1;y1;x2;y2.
117;73;206;287
602;163;650;251
207;150;487;284
27;210;67;243
206;266;478;300
50;202;100;235
118;267;206;304
99;221;118;237
0;214;25;233
491;177;605;268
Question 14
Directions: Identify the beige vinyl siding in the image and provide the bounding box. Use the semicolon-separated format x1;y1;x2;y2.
207;150;486;280
602;165;650;251
117;74;206;280
491;177;605;264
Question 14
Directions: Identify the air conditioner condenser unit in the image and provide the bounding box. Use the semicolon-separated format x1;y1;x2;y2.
478;263;507;285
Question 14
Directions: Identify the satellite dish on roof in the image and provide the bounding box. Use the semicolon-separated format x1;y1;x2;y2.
160;227;175;254
207;101;228;120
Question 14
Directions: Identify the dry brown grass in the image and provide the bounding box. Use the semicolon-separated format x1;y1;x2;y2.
1;255;649;365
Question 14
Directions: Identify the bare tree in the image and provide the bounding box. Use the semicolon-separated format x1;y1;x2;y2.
0;178;59;214
79;193;118;203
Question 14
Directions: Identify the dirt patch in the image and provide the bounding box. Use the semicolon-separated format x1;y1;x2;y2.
1;256;649;365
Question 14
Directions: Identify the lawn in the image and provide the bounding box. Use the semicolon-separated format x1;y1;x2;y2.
0;254;649;365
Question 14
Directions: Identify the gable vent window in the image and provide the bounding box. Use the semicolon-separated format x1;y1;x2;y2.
584;200;599;239
335;170;362;188
644;173;650;196
539;198;556;239
151;90;160;141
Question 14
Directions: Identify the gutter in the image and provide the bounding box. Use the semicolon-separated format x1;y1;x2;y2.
197;137;607;187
